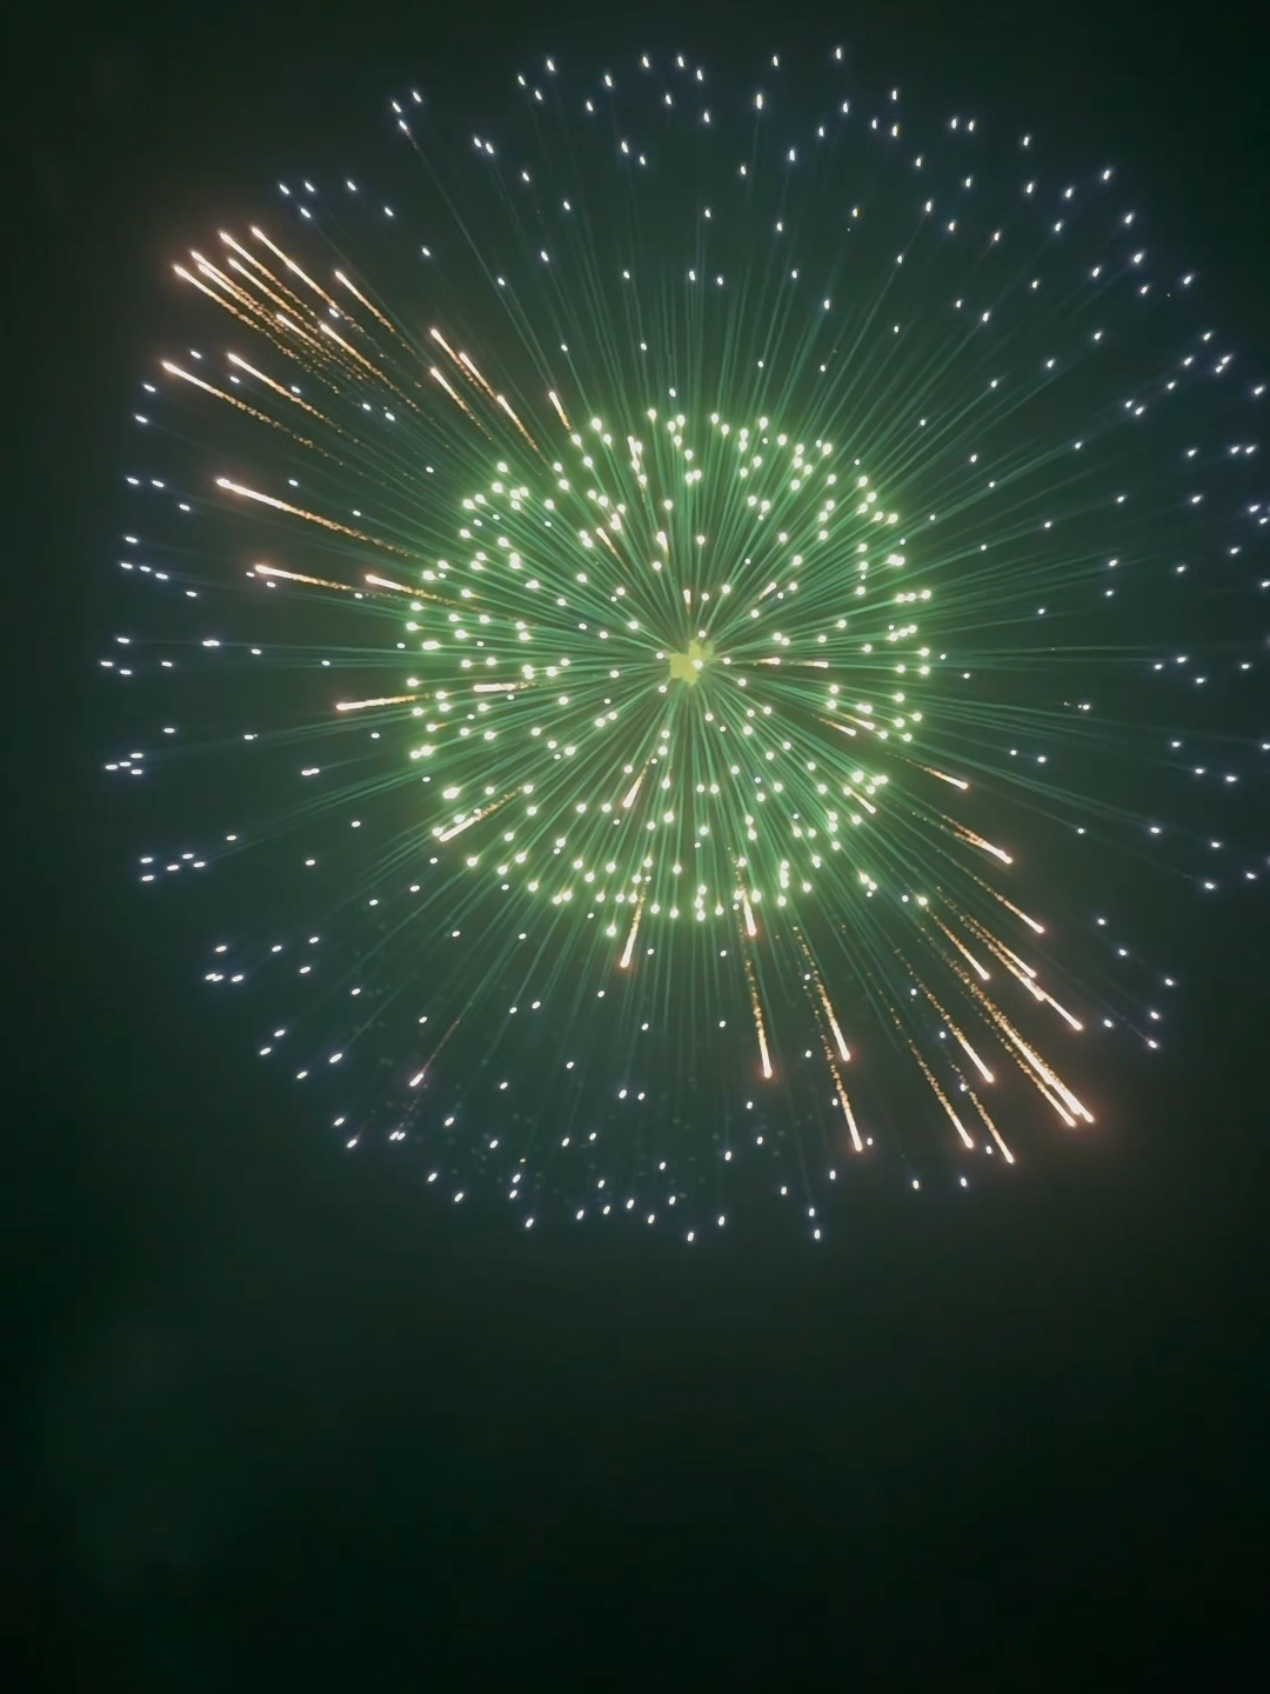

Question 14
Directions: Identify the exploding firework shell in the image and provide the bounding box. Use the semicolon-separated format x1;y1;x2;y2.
109;49;1266;1237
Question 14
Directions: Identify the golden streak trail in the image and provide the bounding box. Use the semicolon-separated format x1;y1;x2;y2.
336;693;420;712
215;478;409;554
619;893;646;968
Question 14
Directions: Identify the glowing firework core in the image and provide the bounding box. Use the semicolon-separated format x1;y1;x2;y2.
667;639;714;686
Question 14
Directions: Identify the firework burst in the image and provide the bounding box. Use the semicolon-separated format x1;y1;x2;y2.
106;48;1266;1237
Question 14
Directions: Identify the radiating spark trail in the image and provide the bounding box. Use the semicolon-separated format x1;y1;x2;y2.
742;946;773;1079
619;893;646;968
215;478;408;552
960;971;1094;1125
161;361;316;448
218;234;313;319
249;226;342;314
335;693;420;712
173;262;264;331
947;820;1013;864
740;887;758;940
253;562;361;592
409;1013;465;1087
434;792;514;842
920;764;970;791
225;353;334;424
932;914;993;983
334;269;401;338
429;365;485;430
797;930;850;1061
969;874;1046;935
966;1085;1015;1164
918;981;995;1083
364;573;445;599
496;393;539;449
456;348;500;402
820;1034;864;1151
904;1031;975;1150
317;318;404;395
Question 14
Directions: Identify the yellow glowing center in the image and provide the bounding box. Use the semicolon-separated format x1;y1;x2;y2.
668;638;713;685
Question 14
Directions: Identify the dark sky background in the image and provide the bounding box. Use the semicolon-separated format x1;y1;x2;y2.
11;1;1269;1686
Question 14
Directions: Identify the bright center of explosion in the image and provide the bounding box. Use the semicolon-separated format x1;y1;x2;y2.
667;638;714;686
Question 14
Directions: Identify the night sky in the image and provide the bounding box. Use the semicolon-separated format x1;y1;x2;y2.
13;1;1269;1686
